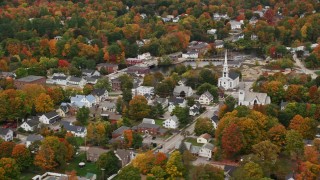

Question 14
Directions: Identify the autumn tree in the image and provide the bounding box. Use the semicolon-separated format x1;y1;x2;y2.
97;151;121;177
285;130;304;159
165;151;184;179
35;93;54;113
233;162;264;180
304;146;319;164
296;161;320;180
0;142;15;158
0;158;20;179
12;144;32;171
128;95;151;121
289;115;317;139
34;145;57;170
132;151;155;174
150;166;167;179
221;123;244;159
190;164;224;180
94;77;111;91
268;124;287;148
194;117;214;136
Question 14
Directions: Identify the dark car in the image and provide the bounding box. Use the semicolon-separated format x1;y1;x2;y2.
152;136;156;140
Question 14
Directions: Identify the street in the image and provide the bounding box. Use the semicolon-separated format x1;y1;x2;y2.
159;105;218;154
293;53;317;79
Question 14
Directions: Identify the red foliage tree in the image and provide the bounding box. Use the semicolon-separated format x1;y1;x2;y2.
58;59;70;68
221;123;244;159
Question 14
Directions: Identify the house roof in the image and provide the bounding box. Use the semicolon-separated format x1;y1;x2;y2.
224;165;237;175
137;123;160;129
173;85;193;95
26;119;40;127
69;76;82;82
190;106;199;113
52;76;67;80
211;115;219;124
87;147;108;155
154;97;167;105
0;128;11;136
42;111;59;119
26;134;43;142
229;72;240;80
82;69;95;74
201;91;214;100
200;133;212;140
59;103;70;113
202;142;214;150
16;75;44;82
115;149;134;166
91;89;107;97
190;145;201;154
169;97;185;105
61;121;86;133
97;63;118;68
243;91;270;104
100;101;116;109
71;95;95;107
215;40;224;46
103;111;122;120
112;126;130;135
142;118;155;124
167;115;179;123
85;77;97;83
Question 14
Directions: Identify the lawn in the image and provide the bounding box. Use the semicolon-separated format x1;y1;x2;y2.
155;119;164;126
20;172;38;180
185;137;202;146
65;152;100;178
315;71;320;75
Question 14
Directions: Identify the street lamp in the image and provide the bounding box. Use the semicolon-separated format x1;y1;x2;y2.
101;168;105;180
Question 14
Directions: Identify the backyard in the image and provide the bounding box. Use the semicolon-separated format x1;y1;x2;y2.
65;153;100;177
185;137;203;146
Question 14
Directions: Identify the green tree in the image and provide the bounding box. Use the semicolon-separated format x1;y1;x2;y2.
199;69;217;85
190;164;224;180
233;162;264;180
12;144;32;171
196;83;218;99
94;77;111;91
76;106;90;125
151;166;167;179
285;130;304;159
116;97;123;114
132;133;143;149
116;165;140;180
119;74;133;91
0;158;20;179
194;117;214;136
97;151;121;177
122;89;132;104
172;106;191;126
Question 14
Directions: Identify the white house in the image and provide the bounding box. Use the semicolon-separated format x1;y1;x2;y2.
54;36;62;41
51;76;67;85
213;13;229;20
61;121;87;137
67;76;87;87
0;128;13;141
20;118;40;132
214;40;224;49
132;86;154;96
199;143;214;159
91;89;108;103
137;52;152;60
198;91;214;105
142;118;155;124
229;20;243;30
151;97;168;109
70;95;96;108
172;17;180;23
57;103;70;117
197;133;212;144
173;85;193;97
100;101;116;112
211;115;219;129
189;103;201;116
182;51;198;59
238;89;271;106
218;51;240;90
82;69;101;77
168;97;187;113
26;134;43;148
163;115;179;129
207;29;217;35
39;111;61;124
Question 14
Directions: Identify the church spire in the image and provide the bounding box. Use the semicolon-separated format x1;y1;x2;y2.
223;50;229;78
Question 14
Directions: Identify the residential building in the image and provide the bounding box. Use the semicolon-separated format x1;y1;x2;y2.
102;111;122;124
151;97;168;108
168;97;187;113
91;89;108;103
218;51;240;90
0;71;16;79
132;86;154;96
173;85;193;97
163;115;179;129
198;91;214;105
67;76;87;87
87;147;108;162
142;118;155;124
96;63;118;73
207;29;217;35
238;89;271;106
20;117;40;132
32;172;97;180
26;134;43;148
199;143;214;159
133;123;167;136
187;41;209;54
213;13;229;20
232;33;244;42
51;76;67;85
168;52;182;60
100;101;116;112
197;133;212;144
61;121;87;137
211;115;219;129
85;77;98;85
82;69;100;77
0;128;13;141
39;111;61;124
14;75;46;89
189;103;200;116
126;66;150;75
126;58;143;65
182;51;198;59
112;126;130;139
57;103;71;117
70;95;96;108
137;52;152;60
115;149;136;167
111;78;121;91
229;20;243;30
214;40;224;49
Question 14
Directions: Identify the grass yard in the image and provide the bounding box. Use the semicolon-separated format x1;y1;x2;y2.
185;137;202;146
20;172;38;180
155;119;164;126
65;153;100;177
315;71;320;75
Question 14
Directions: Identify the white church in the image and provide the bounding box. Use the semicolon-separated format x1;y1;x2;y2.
218;50;240;90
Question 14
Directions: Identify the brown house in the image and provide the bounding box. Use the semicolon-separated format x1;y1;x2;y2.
133;123;167;136
112;126;130;139
14;75;46;89
111;78;121;91
126;66;150;75
86;147;108;162
96;63;118;73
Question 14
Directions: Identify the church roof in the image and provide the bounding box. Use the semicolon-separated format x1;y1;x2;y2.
243;91;270;103
229;71;239;80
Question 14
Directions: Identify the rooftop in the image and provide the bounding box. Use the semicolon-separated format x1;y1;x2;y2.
16;75;44;82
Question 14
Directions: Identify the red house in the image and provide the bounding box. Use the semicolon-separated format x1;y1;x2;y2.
96;63;118;73
126;58;143;65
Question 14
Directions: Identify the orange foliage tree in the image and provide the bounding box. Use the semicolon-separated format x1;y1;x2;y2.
289;115;317;139
12;144;32;171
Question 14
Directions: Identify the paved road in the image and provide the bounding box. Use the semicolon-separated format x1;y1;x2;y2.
159;105;218;154
293;53;317;79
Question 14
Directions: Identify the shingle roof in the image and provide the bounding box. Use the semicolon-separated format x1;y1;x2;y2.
43;111;59;119
168;115;179;123
169;97;185;105
26;134;43;142
200;133;212;140
91;89;107;97
202;143;214;150
16;75;44;82
61;121;86;133
138;123;160;129
69;76;82;82
26;119;40;127
142;118;155;124
0;128;11;135
173;85;192;95
211;115;219;124
201;91;214;100
112;126;130;135
52;76;67;80
229;72;239;80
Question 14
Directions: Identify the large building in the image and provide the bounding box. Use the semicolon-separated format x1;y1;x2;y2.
14;75;46;89
218;51;239;90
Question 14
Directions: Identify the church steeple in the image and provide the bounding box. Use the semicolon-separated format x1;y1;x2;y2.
223;50;229;78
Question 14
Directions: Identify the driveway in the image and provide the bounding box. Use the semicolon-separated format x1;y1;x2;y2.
293;53;317;79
